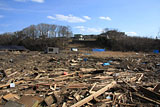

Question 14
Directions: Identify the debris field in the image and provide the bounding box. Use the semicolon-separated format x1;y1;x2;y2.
0;51;160;107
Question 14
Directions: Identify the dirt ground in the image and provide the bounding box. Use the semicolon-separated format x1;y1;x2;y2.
0;50;160;107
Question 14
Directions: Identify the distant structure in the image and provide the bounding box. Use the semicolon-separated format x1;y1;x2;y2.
79;35;85;40
74;34;85;40
45;47;59;54
100;30;127;40
0;46;28;51
71;48;78;52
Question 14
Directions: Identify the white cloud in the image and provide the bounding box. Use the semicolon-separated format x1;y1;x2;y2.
75;26;103;33
99;16;111;21
83;16;91;20
47;16;55;20
75;26;85;32
14;0;44;3
125;32;137;36
0;15;4;18
14;0;27;2
31;0;44;3
47;14;86;23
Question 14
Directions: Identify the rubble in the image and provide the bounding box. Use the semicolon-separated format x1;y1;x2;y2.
0;51;160;106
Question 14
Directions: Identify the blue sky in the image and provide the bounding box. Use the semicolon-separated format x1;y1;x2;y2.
0;0;160;37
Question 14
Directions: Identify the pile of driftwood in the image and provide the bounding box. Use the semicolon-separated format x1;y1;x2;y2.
0;51;160;106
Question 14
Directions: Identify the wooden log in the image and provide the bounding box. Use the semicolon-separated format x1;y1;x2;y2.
68;84;89;89
118;102;136;106
134;93;160;105
7;72;17;77
153;83;160;92
0;80;24;88
71;81;117;107
139;86;160;101
79;68;96;72
137;73;144;82
89;83;97;94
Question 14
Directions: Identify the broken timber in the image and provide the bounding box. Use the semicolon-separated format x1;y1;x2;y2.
0;80;24;88
153;83;160;92
71;81;117;107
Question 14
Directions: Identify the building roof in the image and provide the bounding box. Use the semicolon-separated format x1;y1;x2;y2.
0;46;28;51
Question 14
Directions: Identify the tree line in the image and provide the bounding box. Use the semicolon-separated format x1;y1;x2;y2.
0;25;159;52
96;29;160;52
15;23;73;39
0;23;72;51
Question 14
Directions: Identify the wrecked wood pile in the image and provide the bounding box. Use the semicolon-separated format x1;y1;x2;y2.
0;51;160;107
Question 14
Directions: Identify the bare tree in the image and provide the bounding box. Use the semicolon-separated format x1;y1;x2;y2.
18;23;72;38
66;26;73;37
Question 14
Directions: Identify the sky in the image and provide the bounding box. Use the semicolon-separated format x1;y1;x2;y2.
0;0;160;37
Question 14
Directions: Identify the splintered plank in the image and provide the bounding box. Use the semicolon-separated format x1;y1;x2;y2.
71;81;117;107
3;93;20;101
153;83;160;92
